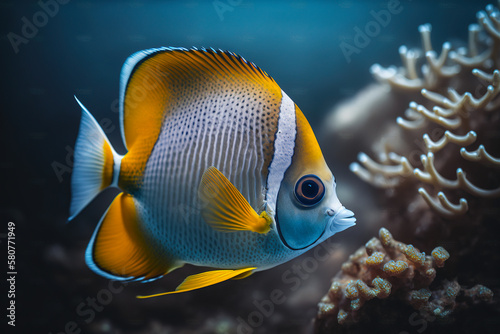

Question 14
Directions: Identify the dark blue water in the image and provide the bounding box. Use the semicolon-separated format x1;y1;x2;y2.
0;1;493;333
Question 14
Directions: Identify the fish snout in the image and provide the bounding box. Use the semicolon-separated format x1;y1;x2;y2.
328;207;356;233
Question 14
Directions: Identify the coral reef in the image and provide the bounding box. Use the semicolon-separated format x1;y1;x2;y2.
350;2;500;217
317;2;500;333
316;228;493;331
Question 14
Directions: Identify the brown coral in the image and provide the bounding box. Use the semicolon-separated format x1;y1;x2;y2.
409;280;494;321
316;228;493;330
317;227;453;325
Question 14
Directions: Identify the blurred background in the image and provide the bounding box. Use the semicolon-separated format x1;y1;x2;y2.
0;0;492;333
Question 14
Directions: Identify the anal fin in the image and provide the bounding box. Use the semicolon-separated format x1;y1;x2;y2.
137;267;256;298
86;192;175;281
231;270;254;280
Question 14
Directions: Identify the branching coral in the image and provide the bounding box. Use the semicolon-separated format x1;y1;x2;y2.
370;23;460;91
351;2;500;217
316;228;492;328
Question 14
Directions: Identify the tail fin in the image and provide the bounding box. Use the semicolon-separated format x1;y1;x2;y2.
69;97;122;221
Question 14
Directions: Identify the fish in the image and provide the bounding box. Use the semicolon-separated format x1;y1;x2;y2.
69;47;356;297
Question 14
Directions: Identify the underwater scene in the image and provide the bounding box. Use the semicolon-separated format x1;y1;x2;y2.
2;0;500;333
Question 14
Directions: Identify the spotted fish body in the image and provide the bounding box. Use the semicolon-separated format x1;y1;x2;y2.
70;47;355;295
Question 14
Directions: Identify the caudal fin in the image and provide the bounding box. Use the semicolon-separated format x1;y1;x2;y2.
69;97;122;221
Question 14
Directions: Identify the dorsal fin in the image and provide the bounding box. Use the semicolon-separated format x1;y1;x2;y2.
118;47;276;150
117;47;280;191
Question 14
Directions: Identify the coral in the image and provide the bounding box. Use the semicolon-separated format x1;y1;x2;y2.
410;280;494;321
316;228;493;329
350;2;500;217
317;228;448;324
370;23;460;91
318;3;500;332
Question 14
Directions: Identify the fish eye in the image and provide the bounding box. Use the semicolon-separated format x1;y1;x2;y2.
294;175;325;207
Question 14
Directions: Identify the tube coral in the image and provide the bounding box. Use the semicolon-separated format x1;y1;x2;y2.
350;2;500;217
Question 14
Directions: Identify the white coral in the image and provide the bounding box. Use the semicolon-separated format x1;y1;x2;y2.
351;2;500;217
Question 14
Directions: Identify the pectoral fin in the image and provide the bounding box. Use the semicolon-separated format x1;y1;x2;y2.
137;267;256;298
198;166;272;234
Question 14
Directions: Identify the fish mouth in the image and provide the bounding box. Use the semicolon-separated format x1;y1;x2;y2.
329;207;356;232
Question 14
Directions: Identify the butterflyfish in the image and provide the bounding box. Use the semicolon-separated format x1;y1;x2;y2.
69;47;356;298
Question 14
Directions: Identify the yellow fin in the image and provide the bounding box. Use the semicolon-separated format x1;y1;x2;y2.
137;267;256;298
87;192;176;281
198;167;272;234
231;270;254;280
